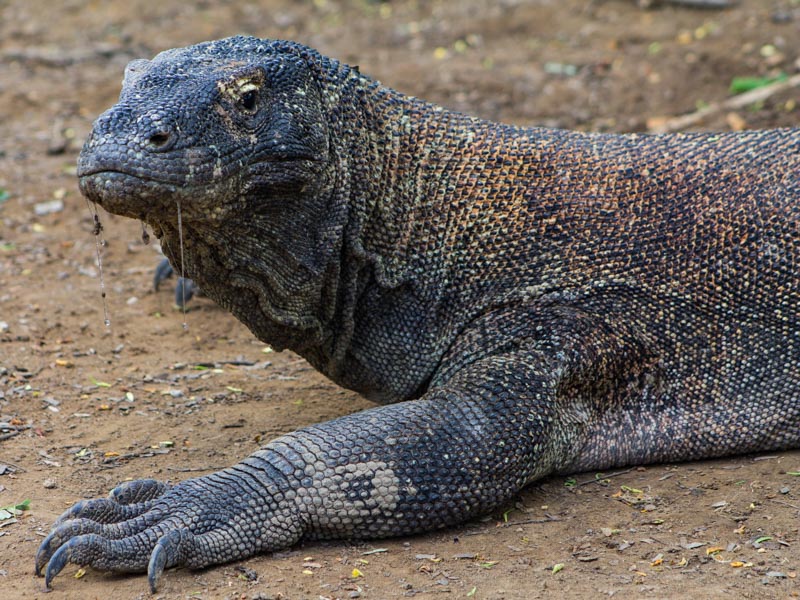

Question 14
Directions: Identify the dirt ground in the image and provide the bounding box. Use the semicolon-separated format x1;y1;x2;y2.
1;0;800;598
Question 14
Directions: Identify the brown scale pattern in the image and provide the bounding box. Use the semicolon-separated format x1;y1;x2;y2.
36;36;800;592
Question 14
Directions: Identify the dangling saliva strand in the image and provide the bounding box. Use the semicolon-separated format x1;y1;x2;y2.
85;198;111;328
176;199;188;330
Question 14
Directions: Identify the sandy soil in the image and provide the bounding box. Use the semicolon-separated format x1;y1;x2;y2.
1;0;799;598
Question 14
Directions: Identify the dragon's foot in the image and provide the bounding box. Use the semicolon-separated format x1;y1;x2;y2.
35;475;302;592
154;258;200;308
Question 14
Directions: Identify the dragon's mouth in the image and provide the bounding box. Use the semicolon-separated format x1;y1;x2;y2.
78;170;185;221
78;168;247;225
77;165;177;184
77;152;322;223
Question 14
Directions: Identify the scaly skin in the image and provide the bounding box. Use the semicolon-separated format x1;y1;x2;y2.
37;36;800;591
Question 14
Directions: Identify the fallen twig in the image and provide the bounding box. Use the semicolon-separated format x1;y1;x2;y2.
589;0;737;12
0;460;27;473
649;0;738;8
648;74;800;133
577;467;636;486
192;360;256;368
505;515;563;526
771;499;800;510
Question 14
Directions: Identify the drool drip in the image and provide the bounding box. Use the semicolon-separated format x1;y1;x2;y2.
176;199;188;330
85;199;111;328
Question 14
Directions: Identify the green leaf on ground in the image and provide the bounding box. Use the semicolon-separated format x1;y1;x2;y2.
89;376;112;387
730;73;788;94
0;499;31;518
754;536;773;545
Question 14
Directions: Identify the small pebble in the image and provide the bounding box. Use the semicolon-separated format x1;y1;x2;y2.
42;478;57;489
771;10;793;24
34;199;64;216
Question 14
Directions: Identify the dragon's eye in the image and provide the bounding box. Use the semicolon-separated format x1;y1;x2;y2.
240;90;257;112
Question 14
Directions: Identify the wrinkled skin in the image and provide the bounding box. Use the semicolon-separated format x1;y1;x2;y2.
37;36;800;592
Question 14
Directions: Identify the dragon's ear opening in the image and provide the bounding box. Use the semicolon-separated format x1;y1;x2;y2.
122;59;152;87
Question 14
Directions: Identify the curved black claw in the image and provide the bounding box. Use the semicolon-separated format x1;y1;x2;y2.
153;258;200;308
36;520;104;577
147;529;194;593
44;533;130;588
44;534;103;588
35;473;304;592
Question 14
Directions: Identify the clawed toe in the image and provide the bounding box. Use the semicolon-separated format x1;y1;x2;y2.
43;533;154;588
43;534;110;587
52;496;154;529
35;520;104;576
148;529;195;593
109;478;170;504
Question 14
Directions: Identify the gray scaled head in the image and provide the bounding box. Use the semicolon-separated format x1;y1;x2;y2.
78;36;330;223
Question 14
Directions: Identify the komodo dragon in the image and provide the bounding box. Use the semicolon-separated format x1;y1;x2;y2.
37;36;800;591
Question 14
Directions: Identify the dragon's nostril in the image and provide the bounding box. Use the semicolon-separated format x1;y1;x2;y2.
148;132;172;148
